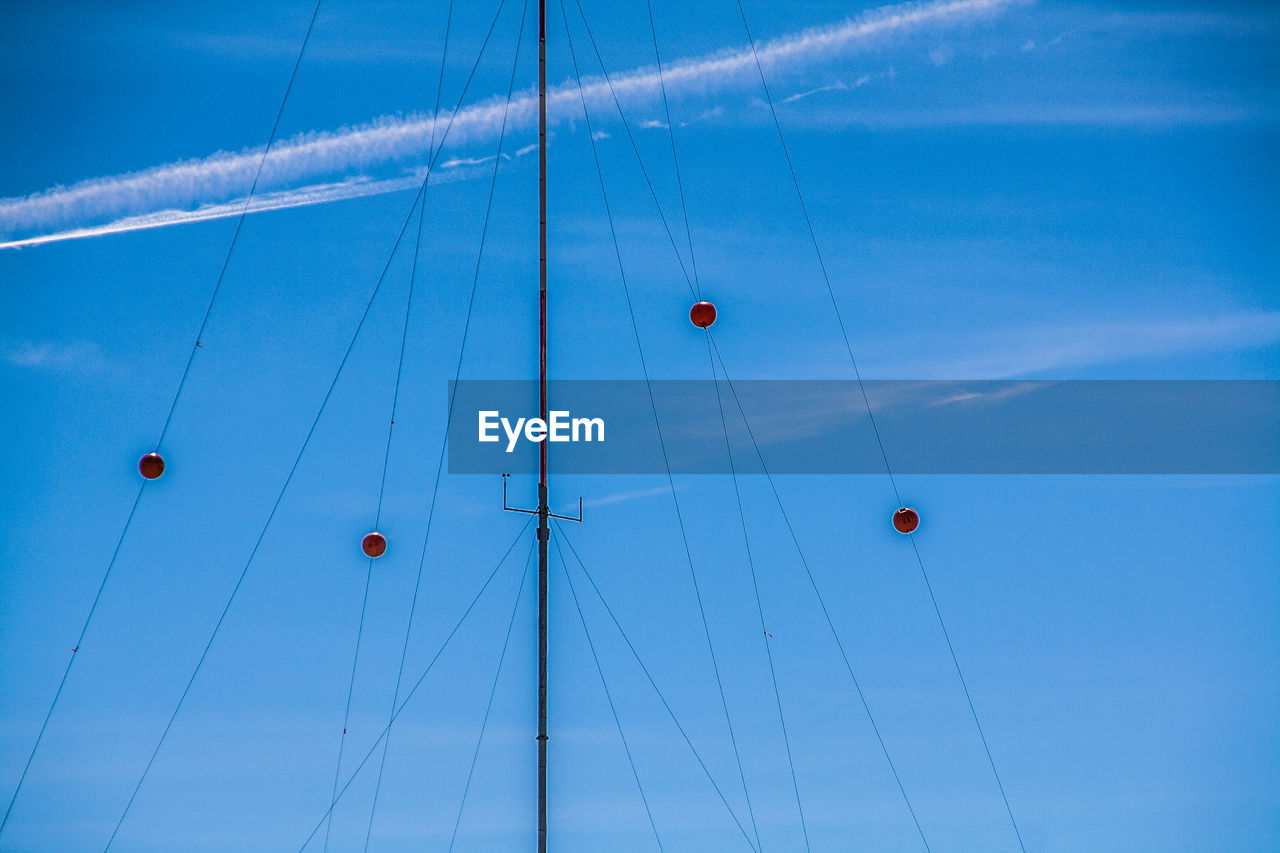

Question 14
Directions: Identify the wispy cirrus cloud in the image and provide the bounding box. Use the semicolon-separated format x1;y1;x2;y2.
782;80;852;103
866;312;1280;378
0;0;1015;250
780;70;890;103
2;338;109;373
791;102;1278;129
581;485;674;508
0;166;495;250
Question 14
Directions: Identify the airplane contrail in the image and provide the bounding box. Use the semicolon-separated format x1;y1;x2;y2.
0;0;1014;250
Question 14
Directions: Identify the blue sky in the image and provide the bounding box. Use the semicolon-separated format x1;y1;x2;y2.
1;0;1278;851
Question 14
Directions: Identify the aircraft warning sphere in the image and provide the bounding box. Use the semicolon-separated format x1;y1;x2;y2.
689;301;717;328
362;531;387;558
138;452;165;480
893;507;919;534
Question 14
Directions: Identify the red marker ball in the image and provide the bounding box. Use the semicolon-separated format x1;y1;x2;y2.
362;531;387;558
892;507;919;534
138;452;165;480
689;301;717;329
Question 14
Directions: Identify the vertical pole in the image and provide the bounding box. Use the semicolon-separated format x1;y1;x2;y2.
536;0;549;851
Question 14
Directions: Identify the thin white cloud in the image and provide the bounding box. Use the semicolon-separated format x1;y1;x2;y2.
781;81;850;103
923;381;1042;407
710;379;1052;447
928;44;955;65
0;166;492;250
867;312;1280;378
582;485;673;508
781;102;1277;130
677;105;725;128
0;0;1014;249
780;71;886;103
3;338;108;372
439;153;506;169
1099;10;1280;36
706;314;1280;446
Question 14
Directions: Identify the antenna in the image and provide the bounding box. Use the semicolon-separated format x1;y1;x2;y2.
497;5;582;847
502;13;581;837
536;3;550;850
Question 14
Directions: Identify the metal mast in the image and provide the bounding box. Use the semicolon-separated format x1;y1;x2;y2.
536;0;550;849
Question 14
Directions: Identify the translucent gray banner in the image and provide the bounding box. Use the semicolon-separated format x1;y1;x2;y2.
446;380;1279;474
